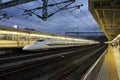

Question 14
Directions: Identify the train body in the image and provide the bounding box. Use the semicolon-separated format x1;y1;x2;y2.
23;38;99;51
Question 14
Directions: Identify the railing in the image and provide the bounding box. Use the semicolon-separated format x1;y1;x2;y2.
81;47;108;80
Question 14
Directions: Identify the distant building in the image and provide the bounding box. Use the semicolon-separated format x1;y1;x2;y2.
24;28;36;31
65;32;107;42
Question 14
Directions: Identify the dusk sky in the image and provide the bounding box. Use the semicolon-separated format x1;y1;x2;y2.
0;0;101;35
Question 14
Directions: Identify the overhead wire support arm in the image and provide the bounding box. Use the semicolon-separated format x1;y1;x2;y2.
23;0;76;20
62;4;83;10
48;1;82;18
41;0;76;20
16;0;78;21
48;2;74;17
27;0;76;11
0;0;36;9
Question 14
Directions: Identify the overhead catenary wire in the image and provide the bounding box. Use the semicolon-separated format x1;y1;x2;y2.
0;0;99;34
69;0;94;25
36;0;82;31
64;0;101;32
50;0;85;28
51;0;89;27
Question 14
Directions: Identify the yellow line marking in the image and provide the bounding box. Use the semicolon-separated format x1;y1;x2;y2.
108;46;119;80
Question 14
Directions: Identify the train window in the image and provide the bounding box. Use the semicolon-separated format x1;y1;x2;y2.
37;39;44;42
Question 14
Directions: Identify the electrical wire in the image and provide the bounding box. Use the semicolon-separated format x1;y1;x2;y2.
51;0;84;27
1;0;99;34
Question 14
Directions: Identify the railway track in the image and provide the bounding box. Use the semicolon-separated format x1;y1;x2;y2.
48;45;106;80
0;45;97;58
0;44;107;80
0;45;99;64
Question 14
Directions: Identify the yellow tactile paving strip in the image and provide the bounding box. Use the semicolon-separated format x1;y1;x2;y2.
113;46;120;79
108;46;119;80
97;46;119;80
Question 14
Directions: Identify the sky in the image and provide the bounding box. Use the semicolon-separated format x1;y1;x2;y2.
0;0;101;35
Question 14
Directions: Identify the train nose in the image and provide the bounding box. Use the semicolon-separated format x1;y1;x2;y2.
23;44;35;51
23;46;31;51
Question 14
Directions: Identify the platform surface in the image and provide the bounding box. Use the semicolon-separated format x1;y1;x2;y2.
97;46;119;80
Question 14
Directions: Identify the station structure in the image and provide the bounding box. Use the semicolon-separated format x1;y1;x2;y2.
83;0;120;80
0;0;120;80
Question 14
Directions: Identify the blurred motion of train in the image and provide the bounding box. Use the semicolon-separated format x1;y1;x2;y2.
23;38;99;51
0;27;99;48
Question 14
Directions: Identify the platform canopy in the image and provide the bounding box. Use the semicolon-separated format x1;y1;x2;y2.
89;0;120;41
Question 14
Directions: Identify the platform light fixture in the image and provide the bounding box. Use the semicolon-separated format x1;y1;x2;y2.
13;25;18;29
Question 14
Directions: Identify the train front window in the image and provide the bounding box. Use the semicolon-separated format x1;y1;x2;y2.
37;39;45;42
34;39;44;44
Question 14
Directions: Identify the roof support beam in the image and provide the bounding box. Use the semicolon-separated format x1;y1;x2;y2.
94;5;120;10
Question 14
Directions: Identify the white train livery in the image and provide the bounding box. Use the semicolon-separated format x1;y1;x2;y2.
23;38;99;51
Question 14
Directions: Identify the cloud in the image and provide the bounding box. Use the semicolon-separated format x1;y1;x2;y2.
0;0;100;35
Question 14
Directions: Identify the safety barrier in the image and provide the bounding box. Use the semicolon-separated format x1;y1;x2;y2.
81;47;108;80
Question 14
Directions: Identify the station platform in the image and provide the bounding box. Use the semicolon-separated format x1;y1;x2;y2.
97;46;120;80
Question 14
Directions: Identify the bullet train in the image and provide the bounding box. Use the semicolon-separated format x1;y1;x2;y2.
23;38;99;51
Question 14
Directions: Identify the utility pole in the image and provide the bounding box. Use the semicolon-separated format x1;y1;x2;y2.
42;0;48;21
0;0;2;4
72;27;79;37
0;0;83;21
